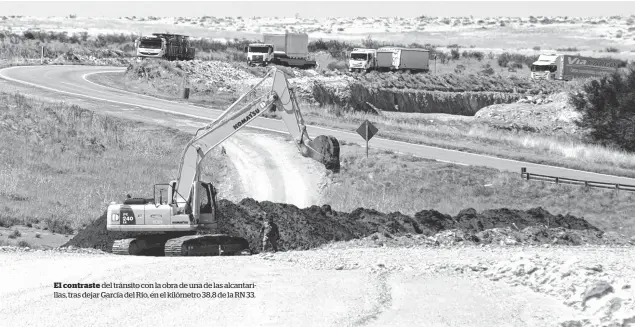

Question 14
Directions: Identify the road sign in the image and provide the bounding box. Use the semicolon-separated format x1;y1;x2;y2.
356;120;379;158
356;120;378;141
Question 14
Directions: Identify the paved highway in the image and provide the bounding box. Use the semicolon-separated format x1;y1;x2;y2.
1;65;634;185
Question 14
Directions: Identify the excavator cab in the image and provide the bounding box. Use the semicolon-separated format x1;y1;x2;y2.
190;181;217;226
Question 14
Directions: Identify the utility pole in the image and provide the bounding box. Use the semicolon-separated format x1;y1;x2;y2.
41;45;43;64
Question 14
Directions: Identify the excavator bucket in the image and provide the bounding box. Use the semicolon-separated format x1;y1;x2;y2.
304;135;341;173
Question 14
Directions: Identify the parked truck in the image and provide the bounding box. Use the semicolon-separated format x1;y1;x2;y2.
246;32;317;69
348;48;377;73
135;33;195;61
530;52;620;80
375;47;430;73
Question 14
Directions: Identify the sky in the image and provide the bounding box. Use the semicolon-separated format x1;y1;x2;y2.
1;0;634;18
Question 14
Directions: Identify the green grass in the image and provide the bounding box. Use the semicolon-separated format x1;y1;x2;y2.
0;92;229;233
325;144;635;237
88;71;635;179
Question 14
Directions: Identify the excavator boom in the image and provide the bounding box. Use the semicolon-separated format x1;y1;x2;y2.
107;67;340;257
174;68;340;204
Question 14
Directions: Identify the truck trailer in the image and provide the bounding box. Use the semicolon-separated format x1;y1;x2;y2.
530;52;620;80
375;47;430;73
246;32;316;69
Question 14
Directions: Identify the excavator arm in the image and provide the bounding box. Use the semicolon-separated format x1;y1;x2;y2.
173;68;340;204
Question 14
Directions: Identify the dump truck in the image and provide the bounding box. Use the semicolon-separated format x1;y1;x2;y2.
135;33;196;61
246;32;317;69
348;48;377;73
530;52;620;80
375;47;430;73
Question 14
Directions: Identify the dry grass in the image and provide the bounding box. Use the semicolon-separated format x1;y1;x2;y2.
323;144;635;237
88;71;635;178
300;105;635;178
0;92;227;233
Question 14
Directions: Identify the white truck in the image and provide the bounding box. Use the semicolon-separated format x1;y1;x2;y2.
134;33;195;61
530;52;620;80
348;48;377;73
246;32;317;69
375;47;430;73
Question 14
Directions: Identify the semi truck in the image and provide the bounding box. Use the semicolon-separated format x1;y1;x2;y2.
375;47;430;73
135;33;196;61
348;48;377;73
246;32;317;69
530;52;620;80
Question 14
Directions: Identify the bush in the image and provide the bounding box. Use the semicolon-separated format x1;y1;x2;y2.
8;230;21;239
570;68;635;151
17;240;30;248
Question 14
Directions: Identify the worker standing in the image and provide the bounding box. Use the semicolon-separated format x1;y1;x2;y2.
260;212;280;253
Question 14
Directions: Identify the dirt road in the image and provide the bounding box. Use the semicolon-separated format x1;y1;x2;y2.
0;248;577;327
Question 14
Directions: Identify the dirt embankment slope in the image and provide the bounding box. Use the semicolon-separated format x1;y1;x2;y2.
63;199;631;253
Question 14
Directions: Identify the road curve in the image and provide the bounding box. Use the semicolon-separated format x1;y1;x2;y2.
1;65;634;185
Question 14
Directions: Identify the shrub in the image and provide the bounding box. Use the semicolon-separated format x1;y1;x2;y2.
8;230;21;239
17;240;30;248
605;47;620;53
479;64;495;76
450;48;460;60
570;68;635;152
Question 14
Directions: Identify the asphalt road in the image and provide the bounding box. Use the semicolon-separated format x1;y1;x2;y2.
1;65;634;186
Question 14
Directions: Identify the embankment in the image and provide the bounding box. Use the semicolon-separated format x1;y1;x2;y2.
312;71;568;115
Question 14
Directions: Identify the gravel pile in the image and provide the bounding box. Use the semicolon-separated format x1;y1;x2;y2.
485;254;635;327
0;245;108;255
475;92;583;135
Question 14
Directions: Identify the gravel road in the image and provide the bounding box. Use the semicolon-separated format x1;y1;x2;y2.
4;245;633;327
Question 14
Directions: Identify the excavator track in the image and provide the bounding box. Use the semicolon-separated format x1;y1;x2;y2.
112;234;193;256
164;234;250;256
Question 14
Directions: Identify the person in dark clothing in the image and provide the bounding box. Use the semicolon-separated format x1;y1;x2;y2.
260;212;280;253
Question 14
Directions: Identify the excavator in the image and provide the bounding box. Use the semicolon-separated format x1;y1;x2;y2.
106;68;340;256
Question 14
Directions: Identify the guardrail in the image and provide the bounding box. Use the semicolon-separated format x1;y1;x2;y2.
520;167;635;192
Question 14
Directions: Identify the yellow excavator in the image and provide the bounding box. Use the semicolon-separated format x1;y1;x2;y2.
106;68;340;256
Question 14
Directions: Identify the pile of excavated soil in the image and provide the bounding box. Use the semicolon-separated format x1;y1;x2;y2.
63;199;627;253
475;92;584;135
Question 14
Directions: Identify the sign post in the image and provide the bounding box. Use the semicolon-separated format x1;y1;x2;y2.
356;120;379;158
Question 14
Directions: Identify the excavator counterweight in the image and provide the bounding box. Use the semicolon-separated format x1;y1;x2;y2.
106;67;340;256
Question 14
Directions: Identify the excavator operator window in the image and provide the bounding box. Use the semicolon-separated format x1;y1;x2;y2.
199;183;213;214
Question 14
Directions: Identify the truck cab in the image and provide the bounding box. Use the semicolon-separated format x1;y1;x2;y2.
530;52;560;80
136;36;166;58
246;43;275;66
348;48;377;73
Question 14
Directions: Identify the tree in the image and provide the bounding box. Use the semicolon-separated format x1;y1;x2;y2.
569;68;635;151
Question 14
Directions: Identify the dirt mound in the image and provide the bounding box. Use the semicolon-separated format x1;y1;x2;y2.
64;197;623;253
61;212;195;252
475;92;583;135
